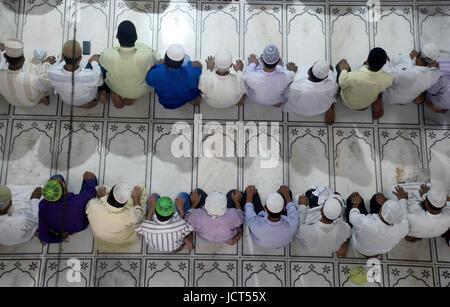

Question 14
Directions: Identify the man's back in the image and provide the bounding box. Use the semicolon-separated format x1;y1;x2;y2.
100;42;157;99
198;71;247;108
407;206;450;238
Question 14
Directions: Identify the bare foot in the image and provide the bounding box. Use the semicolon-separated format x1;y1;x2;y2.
110;91;125;109
426;99;448;113
226;229;243;246
273;102;283;108
189;96;201;106
413;92;425;104
372;97;384;120
124;98;136;106
405;236;422;243
39;96;50;105
235;94;245;107
325;105;335;125
98;91;107;104
79;100;98;109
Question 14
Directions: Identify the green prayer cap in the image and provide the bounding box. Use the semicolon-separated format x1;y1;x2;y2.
0;186;11;203
43;180;63;202
156;196;174;217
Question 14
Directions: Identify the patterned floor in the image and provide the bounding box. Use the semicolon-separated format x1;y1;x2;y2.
0;0;449;287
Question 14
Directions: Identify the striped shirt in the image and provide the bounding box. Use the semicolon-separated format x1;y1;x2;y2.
136;214;193;252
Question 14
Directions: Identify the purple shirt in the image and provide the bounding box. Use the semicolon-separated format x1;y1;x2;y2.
244;202;298;249
426;58;450;109
184;208;244;244
38;179;97;243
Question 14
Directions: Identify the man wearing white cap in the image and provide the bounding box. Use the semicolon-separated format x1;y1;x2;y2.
396;185;450;241
348;188;409;257
198;50;247;108
244;185;299;249
244;45;297;107
183;189;245;245
146;43;203;109
284;60;338;124
85;183;148;252
0;39;55;107
295;194;352;256
0;185;42;246
426;57;450;113
382;44;441;105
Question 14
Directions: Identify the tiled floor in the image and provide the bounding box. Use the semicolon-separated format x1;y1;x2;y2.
0;0;449;287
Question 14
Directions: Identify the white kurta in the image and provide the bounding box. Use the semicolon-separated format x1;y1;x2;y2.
382;54;441;104
85;185;148;252
0;51;53;107
244;59;295;106
349;201;409;256
284;67;338;117
0;185;41;246
198;70;247;108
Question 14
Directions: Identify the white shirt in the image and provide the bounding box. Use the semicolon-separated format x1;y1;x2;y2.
406;195;450;238
135;214;193;252
48;60;103;106
0;185;40;246
284;68;338;116
382;54;441;104
198;70;247;108
0;51;53;107
244;59;295;106
349;202;409;256
296;205;351;255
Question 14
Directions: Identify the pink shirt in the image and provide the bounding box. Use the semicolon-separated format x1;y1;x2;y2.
426;58;450;109
184;208;244;244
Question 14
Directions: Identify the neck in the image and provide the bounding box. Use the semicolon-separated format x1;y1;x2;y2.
64;64;79;72
263;67;276;73
268;216;281;222
8;65;22;71
428;208;441;215
320;216;333;224
216;71;229;76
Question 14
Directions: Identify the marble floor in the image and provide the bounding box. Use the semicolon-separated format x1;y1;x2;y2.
0;0;449;287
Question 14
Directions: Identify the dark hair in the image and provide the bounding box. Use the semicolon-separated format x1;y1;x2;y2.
156;212;173;222
263;61;277;70
423;198;441;212
4;55;24;66
305;189;319;208
308;67;326;82
345;196;367;226
107;186;126;208
267;210;282;219
164;53;183;69
117;20;137;47
63;56;81;66
369;194;381;215
367;47;388;71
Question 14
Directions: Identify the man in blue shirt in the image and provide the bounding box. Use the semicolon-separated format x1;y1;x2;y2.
146;43;202;109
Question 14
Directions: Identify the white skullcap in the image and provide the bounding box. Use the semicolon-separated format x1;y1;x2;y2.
166;43;185;61
215;49;232;71
112;183;132;204
381;200;405;225
262;45;280;65
266;192;284;213
205;191;227;219
312;60;330;80
426;188;447;209
33;48;47;61
421;43;440;61
323;198;342;220
5;38;24;58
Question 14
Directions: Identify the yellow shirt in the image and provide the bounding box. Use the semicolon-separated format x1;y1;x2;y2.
339;66;394;109
100;43;158;99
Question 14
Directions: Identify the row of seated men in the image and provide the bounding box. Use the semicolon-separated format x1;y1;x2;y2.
0;20;448;125
0;171;448;257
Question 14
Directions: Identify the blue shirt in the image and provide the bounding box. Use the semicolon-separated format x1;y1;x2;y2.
146;62;202;109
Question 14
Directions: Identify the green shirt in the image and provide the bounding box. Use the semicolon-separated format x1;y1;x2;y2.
100;43;158;99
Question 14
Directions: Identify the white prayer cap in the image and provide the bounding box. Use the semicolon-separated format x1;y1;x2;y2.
5;39;24;58
205;191;227;219
427;188;447;209
381;200;405;225
266;192;284;213
262;45;280;65
33;49;47;62
215;49;232;71
421;43;440;61
312;60;330;80
166;43;185;61
112;183;132;204
323;198;342;220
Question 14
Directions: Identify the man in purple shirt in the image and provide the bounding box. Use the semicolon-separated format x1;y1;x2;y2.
244;185;299;249
182;189;244;245
426;57;450;113
38;171;97;244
